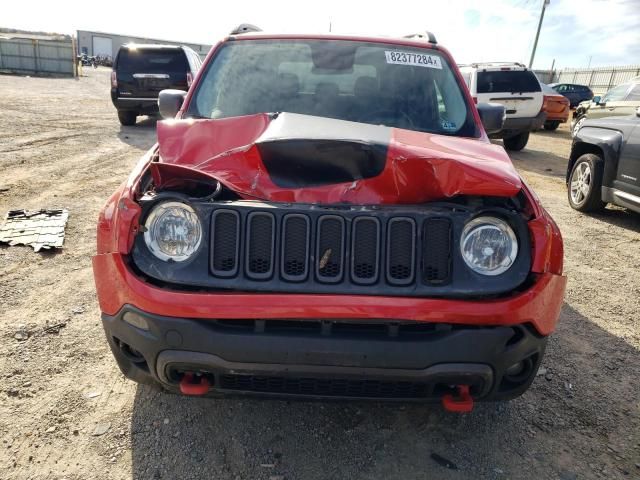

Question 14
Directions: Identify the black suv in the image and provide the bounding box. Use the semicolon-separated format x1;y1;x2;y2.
111;44;202;126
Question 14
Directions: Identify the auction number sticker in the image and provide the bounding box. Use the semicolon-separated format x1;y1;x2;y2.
385;51;442;69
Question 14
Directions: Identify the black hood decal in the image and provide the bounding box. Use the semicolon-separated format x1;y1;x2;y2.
255;113;391;188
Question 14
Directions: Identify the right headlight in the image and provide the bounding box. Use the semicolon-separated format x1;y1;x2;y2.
460;216;518;276
143;201;202;262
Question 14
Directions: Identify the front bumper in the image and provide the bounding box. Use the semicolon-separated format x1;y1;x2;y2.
94;253;566;402
104;305;547;402
490;111;547;138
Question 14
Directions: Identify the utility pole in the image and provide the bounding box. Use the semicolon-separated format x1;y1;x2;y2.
529;0;550;69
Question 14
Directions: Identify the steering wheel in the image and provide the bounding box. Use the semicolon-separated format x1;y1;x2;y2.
364;109;415;128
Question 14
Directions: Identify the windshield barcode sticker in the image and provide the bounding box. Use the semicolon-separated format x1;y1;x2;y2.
385;51;442;69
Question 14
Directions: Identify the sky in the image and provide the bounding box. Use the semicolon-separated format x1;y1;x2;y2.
2;0;639;69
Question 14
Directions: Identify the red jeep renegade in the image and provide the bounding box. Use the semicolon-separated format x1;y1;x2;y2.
93;27;566;411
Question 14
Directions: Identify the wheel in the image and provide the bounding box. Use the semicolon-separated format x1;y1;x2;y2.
503;132;529;151
544;121;560;131
117;110;137;126
572;116;586;137
568;154;606;212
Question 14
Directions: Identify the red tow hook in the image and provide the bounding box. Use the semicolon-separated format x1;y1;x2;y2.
179;373;211;396
442;385;474;413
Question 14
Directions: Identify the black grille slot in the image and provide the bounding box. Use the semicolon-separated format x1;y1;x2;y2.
316;216;345;282
422;218;452;284
281;214;310;281
219;374;430;399
211;210;240;277
246;212;275;279
351;217;380;284
386;218;416;285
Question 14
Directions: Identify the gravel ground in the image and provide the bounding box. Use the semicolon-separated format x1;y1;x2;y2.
0;68;639;480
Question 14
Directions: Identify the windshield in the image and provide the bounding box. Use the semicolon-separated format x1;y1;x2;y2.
189;40;477;137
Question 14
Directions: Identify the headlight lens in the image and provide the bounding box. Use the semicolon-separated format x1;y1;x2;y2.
460;216;518;275
143;201;202;262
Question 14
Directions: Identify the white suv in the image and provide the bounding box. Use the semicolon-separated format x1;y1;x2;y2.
459;62;545;151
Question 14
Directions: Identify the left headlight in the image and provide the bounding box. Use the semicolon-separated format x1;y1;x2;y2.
143;201;202;262
460;216;518;276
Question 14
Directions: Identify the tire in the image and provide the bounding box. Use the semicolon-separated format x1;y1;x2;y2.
571;115;586;137
567;153;606;212
118;110;137;126
544;121;560;131
503;132;529;151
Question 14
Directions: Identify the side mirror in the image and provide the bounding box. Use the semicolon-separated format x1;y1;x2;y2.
158;89;187;119
592;95;601;105
477;102;505;135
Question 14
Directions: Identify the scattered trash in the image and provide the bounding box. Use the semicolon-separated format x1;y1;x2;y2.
43;321;67;334
536;366;547;376
85;391;101;399
0;208;69;252
72;306;85;315
163;418;169;425
14;331;28;341
91;423;111;436
430;452;458;470
46;426;56;433
14;325;29;341
261;463;276;468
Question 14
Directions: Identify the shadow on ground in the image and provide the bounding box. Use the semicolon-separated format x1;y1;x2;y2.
117;117;158;149
129;304;639;480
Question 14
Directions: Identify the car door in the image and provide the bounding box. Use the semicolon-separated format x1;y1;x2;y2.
614;117;640;199
589;83;633;120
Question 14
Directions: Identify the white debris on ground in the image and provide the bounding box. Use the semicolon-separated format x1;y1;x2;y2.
0;208;69;251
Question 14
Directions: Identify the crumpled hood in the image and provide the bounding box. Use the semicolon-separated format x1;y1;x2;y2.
156;113;522;204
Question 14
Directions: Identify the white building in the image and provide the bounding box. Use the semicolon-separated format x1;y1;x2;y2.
76;29;212;60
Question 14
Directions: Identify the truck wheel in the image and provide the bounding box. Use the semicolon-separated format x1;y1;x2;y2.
118;110;137;126
571;116;586;137
503;132;529;151
544;121;560;131
568;154;605;212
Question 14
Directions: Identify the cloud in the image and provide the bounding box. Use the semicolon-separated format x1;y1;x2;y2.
2;0;637;68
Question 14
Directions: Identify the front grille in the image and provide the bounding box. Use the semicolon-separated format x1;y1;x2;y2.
246;212;275;279
387;218;416;285
316;216;345;282
281;214;309;281
211;210;240;277
422;218;452;284
209;206;453;291
351;217;380;284
219;374;430;398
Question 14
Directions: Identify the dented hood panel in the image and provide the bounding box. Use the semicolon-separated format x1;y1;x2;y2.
157;113;522;204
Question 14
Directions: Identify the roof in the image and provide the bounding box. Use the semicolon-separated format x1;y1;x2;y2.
122;43;185;50
225;32;443;51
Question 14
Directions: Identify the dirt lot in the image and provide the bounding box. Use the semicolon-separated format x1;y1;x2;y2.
0;68;639;480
